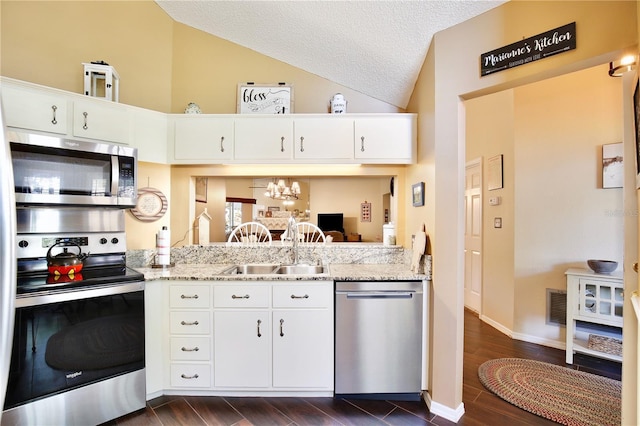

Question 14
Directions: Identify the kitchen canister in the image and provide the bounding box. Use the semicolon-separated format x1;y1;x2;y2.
156;226;170;266
383;222;396;246
330;93;347;114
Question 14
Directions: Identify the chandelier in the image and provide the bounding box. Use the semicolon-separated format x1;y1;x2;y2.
265;179;301;205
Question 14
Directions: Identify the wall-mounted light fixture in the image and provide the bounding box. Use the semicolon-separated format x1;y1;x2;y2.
609;55;637;77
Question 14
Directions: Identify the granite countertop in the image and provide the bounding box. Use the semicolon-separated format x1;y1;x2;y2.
135;263;428;282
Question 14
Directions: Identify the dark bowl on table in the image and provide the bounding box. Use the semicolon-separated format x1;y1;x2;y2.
587;259;618;274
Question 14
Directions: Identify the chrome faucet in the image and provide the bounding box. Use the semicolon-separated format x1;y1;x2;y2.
286;215;299;265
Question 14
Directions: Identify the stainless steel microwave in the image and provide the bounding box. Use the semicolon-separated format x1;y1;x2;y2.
8;132;137;207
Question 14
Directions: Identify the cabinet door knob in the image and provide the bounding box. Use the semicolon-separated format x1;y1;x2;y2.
280;136;285;152
257;319;262;337
279;318;285;337
82;111;88;130
360;136;365;152
220;136;225;152
51;105;58;125
300;136;305;152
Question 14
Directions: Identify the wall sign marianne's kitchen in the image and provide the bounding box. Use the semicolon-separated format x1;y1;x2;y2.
480;22;576;77
237;83;294;114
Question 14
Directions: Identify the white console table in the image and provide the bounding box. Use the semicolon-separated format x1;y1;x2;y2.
565;268;623;364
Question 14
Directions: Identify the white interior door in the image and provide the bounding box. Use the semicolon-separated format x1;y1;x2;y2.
464;159;482;312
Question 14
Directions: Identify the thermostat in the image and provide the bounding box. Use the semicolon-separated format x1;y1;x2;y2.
489;196;501;206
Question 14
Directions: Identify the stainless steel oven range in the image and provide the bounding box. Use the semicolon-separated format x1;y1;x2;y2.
2;207;145;425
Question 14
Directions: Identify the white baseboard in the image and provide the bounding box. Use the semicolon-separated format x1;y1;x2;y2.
479;315;565;351
424;392;465;423
479;314;512;337
511;332;566;350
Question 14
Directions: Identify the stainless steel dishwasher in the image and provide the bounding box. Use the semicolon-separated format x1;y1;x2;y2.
335;281;423;401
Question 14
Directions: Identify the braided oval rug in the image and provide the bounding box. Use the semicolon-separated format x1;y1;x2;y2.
478;358;621;426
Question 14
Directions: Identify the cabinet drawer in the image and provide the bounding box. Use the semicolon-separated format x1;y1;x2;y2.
273;284;332;308
169;311;210;334
169;285;211;309
170;363;211;388
170;337;211;361
214;285;269;308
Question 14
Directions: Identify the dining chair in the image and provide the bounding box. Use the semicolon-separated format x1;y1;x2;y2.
227;222;273;245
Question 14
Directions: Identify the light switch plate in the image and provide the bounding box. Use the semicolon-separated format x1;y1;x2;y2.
494;217;502;228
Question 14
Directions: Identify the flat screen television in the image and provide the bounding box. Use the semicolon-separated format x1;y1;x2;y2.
317;213;344;234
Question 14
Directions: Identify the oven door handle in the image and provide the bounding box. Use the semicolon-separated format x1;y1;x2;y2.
15;281;145;308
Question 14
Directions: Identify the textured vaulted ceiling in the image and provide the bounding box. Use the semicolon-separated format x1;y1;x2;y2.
155;0;506;109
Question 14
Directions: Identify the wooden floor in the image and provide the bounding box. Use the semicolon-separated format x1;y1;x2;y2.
106;309;621;425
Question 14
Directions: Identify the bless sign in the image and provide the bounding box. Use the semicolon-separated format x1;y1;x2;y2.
480;22;576;76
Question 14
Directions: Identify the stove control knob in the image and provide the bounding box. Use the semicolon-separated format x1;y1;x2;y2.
99;238;108;244
111;237;119;244
18;240;28;248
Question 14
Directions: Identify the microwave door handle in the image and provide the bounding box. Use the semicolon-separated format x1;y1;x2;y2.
111;156;119;197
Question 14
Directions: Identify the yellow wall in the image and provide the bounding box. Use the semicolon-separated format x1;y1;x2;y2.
0;0;174;112
407;0;637;416
465;89;515;331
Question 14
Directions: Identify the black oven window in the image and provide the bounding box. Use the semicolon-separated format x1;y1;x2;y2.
4;290;144;410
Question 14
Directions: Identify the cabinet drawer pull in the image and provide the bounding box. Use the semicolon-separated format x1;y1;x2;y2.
180;320;199;326
290;294;309;299
257;319;262;337
232;294;250;299
180;373;199;379
360;135;365;152
280;136;285;152
51;105;58;124
220;136;225;152
82;111;88;130
181;346;200;352
300;136;305;152
279;318;285;337
181;294;199;299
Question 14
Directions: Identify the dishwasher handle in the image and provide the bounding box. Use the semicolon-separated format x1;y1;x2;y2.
340;291;415;299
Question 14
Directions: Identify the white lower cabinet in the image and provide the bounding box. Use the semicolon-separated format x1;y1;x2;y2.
161;279;334;394
272;309;333;388
214;311;271;388
170;363;212;388
166;282;212;390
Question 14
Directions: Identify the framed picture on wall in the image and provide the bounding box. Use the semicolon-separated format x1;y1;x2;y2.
487;154;503;190
412;182;425;207
634;80;640;188
237;83;294;114
603;142;623;189
361;201;371;222
195;177;207;203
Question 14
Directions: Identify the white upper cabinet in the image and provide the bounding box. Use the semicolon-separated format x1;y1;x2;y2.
354;115;416;163
2;82;69;135
171;115;234;163
234;116;294;162
72;99;131;144
1;78;416;165
293;116;353;161
132;108;168;164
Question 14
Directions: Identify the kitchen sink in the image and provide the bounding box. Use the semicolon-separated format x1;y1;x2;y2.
224;264;279;274
222;263;327;275
274;264;327;275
